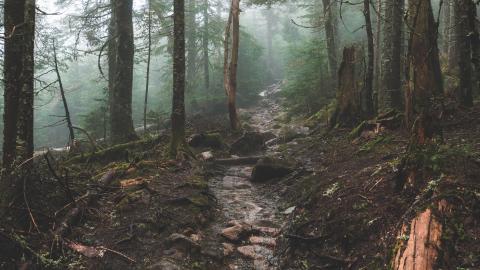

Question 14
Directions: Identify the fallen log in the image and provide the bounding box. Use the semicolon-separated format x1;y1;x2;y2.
211;156;264;166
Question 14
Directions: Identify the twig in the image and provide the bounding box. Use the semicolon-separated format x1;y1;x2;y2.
23;175;40;233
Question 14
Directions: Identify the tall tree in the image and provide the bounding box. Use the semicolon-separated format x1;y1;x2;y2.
202;0;210;91
224;0;241;130
453;0;474;107
2;0;26;171
379;0;404;112
17;0;36;162
110;0;138;144
321;0;339;91
170;0;187;156
467;0;480;91
144;0;153;133
363;0;375;116
186;0;197;94
405;0;443;142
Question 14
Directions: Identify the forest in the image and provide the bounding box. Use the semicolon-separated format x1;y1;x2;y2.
0;0;479;269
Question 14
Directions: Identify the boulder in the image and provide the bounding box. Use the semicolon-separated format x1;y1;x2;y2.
165;233;201;254
230;132;265;155
188;133;223;149
251;158;294;182
221;220;253;242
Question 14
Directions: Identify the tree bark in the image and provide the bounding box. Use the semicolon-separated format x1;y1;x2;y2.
224;0;241;130
170;0;187;157
379;0;404;112
330;46;365;128
186;0;197;94
363;0;375;117
374;0;382;107
2;0;26;171
441;0;451;55
110;0;138;145
404;0;443;139
322;0;339;91
468;0;480;92
453;0;473;107
144;0;152;133
17;0;36;163
202;0;210;92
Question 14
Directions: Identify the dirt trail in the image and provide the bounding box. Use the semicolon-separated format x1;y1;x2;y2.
203;85;292;270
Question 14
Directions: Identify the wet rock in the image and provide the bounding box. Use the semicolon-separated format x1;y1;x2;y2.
198;151;214;161
221;221;253;241
165;233;201;254
279;125;309;143
251;158;294;182
254;226;281;237
147;258;184;270
237;245;270;260
249;236;276;247
188;133;223;149
230;132;265;155
222;243;235;256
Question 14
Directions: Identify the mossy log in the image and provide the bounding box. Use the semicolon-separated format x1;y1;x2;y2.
65;136;161;165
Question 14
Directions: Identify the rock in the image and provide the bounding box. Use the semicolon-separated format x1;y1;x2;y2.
237;245;270;260
251;158;294;182
230;132;265;155
147;258;184;270
254;226;281;237
198;151;214;161
188;133;223;149
279;125;309;143
282;206;296;215
221;221;253;241
249;236;276;247
222;243;235;256
165;233;201;254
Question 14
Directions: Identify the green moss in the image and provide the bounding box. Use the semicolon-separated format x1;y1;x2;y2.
65;136;160;165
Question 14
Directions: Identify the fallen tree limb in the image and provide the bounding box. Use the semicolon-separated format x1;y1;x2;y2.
53;169;119;239
211;156;264;166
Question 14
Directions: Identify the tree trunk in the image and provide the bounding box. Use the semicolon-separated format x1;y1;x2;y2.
447;1;457;70
170;0;187;157
17;0;36;163
186;0;197;94
363;0;375;117
330;46;365;128
53;40;75;144
2;0;26;172
265;8;275;82
374;0;382;108
441;0;451;55
202;0;210;92
110;0;137;145
108;0;117;139
453;0;473;107
404;0;443;137
224;0;241;130
144;0;152;133
468;0;480;92
379;0;404;112
322;0;339;92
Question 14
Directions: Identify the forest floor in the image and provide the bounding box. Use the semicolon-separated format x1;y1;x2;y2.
1;86;480;270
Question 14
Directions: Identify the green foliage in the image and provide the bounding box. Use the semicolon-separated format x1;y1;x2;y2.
282;38;330;115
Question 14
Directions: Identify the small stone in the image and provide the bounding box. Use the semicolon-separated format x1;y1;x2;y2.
249;236;276;247
223;243;235;256
251;157;294;182
199;151;214;161
237;245;269;260
282;206;296;215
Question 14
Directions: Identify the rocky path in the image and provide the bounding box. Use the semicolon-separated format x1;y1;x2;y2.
202;85;297;270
